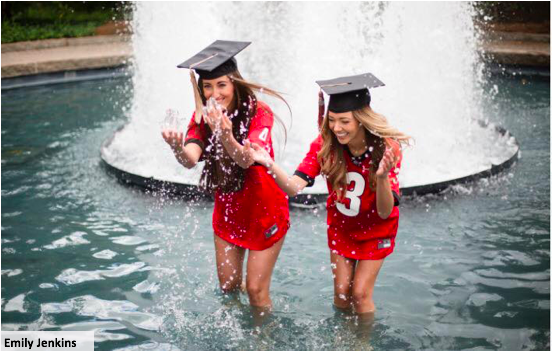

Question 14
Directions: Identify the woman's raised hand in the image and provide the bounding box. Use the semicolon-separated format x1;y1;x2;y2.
247;141;273;169
376;147;398;179
161;108;187;153
161;128;200;167
161;129;184;152
204;98;232;139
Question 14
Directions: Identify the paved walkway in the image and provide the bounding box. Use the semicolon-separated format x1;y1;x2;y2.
1;32;549;79
2;35;131;78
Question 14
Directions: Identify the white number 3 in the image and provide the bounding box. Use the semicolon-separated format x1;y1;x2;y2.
336;172;365;217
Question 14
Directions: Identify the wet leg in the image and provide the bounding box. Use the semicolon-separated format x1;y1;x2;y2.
214;235;246;293
351;259;385;314
330;251;356;311
245;237;285;309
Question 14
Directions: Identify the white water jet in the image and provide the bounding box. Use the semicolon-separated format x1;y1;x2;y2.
102;2;517;194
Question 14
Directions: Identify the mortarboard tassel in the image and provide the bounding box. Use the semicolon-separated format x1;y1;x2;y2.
189;70;204;124
318;90;325;131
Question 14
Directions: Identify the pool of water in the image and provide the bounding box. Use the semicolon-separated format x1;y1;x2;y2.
1;72;549;350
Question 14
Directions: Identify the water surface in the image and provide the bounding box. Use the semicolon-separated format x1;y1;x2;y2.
1;73;549;350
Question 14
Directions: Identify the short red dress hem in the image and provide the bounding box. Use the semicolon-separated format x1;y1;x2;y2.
214;220;290;251
328;236;396;260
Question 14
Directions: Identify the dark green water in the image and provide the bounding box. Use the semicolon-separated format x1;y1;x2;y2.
1;73;549;350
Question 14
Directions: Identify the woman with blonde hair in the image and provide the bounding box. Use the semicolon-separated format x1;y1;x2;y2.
248;73;411;314
161;40;290;312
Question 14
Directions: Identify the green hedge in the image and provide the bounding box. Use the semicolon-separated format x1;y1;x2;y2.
1;1;129;43
2;21;102;43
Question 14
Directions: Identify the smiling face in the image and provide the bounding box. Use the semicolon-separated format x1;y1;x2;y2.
328;110;364;147
201;75;235;110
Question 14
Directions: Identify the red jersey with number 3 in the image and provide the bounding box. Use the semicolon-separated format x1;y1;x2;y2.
295;135;402;259
184;101;290;251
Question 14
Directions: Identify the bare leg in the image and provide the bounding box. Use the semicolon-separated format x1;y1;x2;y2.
245;237;285;309
214;235;246;293
351;259;385;314
330;251;356;311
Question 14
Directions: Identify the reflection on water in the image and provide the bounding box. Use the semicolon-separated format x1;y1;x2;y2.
1;74;550;350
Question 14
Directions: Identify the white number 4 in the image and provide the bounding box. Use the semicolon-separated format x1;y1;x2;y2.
258;127;269;142
336;172;365;217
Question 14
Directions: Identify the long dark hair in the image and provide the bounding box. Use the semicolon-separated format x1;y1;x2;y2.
197;70;288;193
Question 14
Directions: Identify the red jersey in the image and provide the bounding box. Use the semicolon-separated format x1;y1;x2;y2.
184;101;290;251
295;135;402;260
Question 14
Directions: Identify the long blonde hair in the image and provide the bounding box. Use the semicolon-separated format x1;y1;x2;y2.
196;70;290;193
318;105;412;200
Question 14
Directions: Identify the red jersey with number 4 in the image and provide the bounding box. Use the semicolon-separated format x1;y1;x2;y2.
295;135;402;259
184;101;290;251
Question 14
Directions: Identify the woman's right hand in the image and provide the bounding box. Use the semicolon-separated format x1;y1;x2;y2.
161;129;184;153
161;129;202;168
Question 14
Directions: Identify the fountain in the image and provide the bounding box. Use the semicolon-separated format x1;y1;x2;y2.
100;2;519;205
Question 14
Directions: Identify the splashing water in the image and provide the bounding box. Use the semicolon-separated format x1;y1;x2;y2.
102;2;517;193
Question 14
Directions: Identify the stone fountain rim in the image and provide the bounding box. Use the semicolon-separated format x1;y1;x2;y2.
100;120;520;208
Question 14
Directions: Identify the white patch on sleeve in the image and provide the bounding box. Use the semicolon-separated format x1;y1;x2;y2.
259;127;269;142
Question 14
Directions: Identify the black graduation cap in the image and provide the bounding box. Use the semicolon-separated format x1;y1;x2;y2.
316;73;385;113
177;40;251;79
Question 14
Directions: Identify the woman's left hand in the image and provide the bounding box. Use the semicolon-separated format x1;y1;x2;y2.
376;147;398;179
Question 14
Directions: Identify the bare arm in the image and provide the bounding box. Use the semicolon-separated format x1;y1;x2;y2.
375;177;394;219
161;130;202;168
375;148;398;219
248;142;308;197
220;130;253;169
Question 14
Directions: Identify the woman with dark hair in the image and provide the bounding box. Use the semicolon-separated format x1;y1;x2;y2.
161;40;290;312
248;73;411;315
